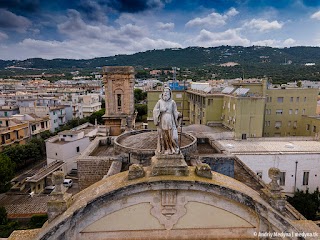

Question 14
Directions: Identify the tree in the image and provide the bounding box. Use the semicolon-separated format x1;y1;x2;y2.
0;207;7;225
87;108;105;125
101;98;105;108
134;89;147;103
0;154;15;193
135;104;147;122
288;189;320;220
297;81;302;87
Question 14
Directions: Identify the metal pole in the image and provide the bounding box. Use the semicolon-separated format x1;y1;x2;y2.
294;161;298;193
179;80;186;148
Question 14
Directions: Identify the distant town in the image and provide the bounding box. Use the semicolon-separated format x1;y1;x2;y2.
1;64;320;238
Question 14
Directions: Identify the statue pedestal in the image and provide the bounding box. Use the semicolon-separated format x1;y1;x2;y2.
151;153;189;176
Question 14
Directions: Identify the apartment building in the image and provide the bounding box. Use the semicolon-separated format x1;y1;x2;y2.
147;79;319;139
80;94;102;117
11;113;50;137
0;105;19;117
0;117;29;151
187;82;265;139
61;94;84;120
264;87;318;137
19;105;68;132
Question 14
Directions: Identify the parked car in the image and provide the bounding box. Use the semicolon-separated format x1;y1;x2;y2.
63;179;73;188
43;185;55;194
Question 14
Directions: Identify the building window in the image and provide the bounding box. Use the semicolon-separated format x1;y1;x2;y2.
293;121;297;128
265;121;270;127
277;97;284;103
176;93;182;98
117;94;122;111
295;109;298;114
279;172;286;186
313;126;316;133
256;172;262;178
296;97;300;102
302;109;305;115
276;109;283;115
76;146;80;152
306;124;310;130
275;121;282;128
304;97;307;102
208;99;213;106
290;97;293;102
289;109;293;114
303;171;309;186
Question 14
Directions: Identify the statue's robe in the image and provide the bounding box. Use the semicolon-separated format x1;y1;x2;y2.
153;98;179;154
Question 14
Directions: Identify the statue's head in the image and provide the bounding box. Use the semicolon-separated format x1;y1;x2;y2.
162;86;172;101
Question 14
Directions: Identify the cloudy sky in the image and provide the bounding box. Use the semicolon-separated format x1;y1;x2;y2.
1;0;320;60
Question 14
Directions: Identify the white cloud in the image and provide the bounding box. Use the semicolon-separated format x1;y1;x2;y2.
0;31;181;60
283;38;296;46
244;19;283;32
226;7;239;17
252;39;280;47
156;22;175;31
311;11;320;20
186;8;238;28
0;32;8;41
252;38;297;47
192;29;250;47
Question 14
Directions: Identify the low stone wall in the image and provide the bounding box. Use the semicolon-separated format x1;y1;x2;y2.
78;159;113;190
77;137;121;190
114;130;197;162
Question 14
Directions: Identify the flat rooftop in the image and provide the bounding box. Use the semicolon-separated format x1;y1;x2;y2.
217;138;320;154
90;144;115;156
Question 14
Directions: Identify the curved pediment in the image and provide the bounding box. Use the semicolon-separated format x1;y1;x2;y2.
36;169;301;240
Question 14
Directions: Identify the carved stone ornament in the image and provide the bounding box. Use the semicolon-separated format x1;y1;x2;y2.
150;190;187;230
267;167;282;192
195;163;212;179
128;164;145;180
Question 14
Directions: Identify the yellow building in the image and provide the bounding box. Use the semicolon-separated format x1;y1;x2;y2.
0;117;29;151
147;79;319;139
147;89;189;129
187;84;265;139
264;87;318;137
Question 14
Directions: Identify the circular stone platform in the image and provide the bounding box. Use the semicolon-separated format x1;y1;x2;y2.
114;130;197;156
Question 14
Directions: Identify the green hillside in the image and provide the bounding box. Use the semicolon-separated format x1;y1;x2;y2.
2;46;320;83
1;46;320;69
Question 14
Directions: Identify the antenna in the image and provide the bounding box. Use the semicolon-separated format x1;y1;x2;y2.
172;67;177;82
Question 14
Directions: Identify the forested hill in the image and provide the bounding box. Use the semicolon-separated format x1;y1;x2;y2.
2;46;320;70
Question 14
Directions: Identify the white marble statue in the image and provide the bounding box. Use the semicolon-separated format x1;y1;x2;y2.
153;86;181;155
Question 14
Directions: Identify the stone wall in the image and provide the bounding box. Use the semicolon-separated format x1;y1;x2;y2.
77;137;121;190
78;159;113;190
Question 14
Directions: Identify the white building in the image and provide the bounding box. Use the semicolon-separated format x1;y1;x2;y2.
217;138;320;195
80;94;102;117
19;105;68;132
46;130;90;173
61;94;84;120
